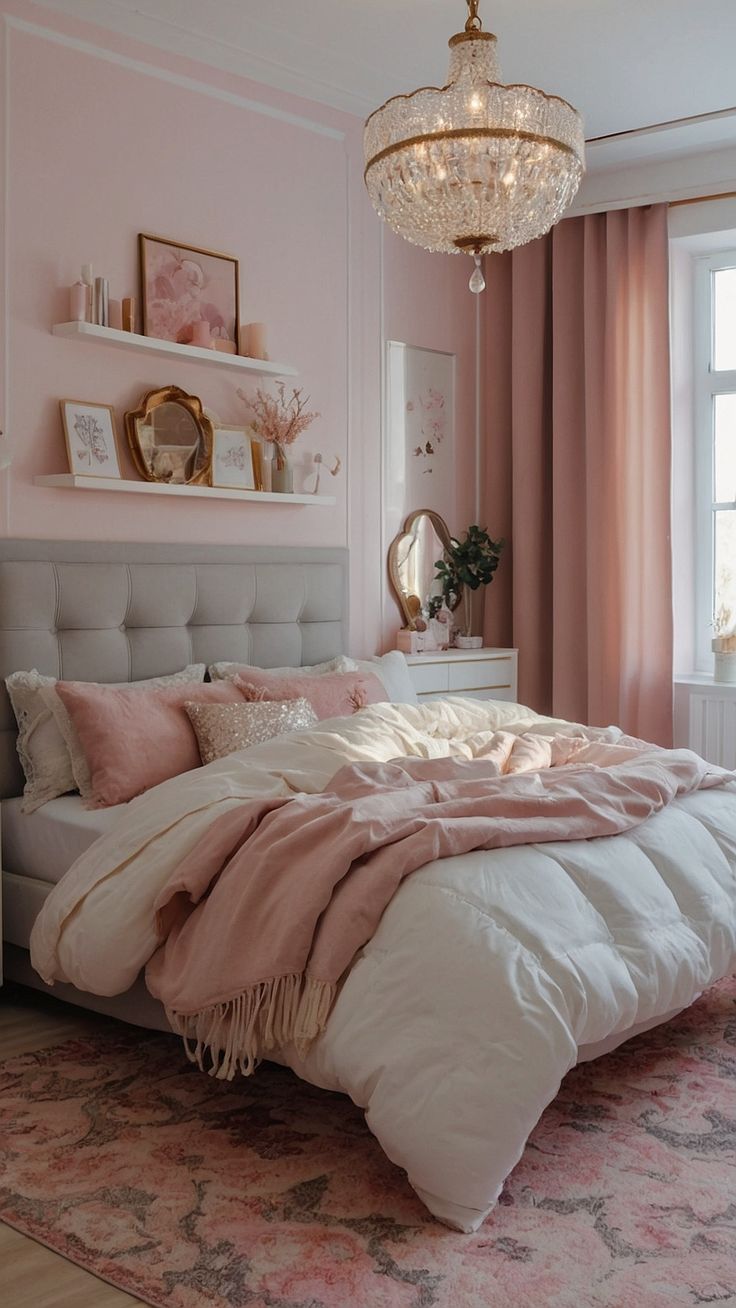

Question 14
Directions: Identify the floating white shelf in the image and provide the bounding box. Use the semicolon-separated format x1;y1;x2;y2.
33;474;335;506
52;321;299;378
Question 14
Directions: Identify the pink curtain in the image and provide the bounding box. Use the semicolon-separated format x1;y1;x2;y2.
483;204;673;744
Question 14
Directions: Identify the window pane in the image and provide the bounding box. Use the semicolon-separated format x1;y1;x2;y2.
714;267;736;371
714;394;736;502
715;509;736;626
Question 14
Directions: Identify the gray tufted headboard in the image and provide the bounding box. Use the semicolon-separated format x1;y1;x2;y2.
0;539;348;799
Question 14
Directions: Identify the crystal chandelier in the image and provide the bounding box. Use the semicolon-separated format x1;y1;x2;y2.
364;0;585;292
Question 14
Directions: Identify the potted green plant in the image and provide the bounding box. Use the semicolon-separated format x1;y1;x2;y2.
435;524;504;648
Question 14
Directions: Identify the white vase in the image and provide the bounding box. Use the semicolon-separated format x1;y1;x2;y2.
714;652;736;683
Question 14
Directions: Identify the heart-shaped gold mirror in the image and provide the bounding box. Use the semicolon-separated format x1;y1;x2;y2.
388;509;457;629
125;385;213;485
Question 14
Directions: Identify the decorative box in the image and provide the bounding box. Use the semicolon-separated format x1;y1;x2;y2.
396;629;429;655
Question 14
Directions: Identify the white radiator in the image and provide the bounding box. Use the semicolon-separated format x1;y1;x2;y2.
685;689;736;768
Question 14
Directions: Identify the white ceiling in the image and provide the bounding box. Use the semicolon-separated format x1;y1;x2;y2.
32;0;736;167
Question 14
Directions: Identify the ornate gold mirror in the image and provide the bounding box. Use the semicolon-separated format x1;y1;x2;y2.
125;385;213;484
388;509;456;629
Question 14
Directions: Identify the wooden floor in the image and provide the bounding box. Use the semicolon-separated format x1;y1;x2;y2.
0;982;147;1307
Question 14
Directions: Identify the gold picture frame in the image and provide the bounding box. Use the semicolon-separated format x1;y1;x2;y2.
60;400;122;479
139;232;241;352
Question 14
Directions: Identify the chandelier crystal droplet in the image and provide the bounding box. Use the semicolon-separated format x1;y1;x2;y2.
469;254;486;294
363;0;585;291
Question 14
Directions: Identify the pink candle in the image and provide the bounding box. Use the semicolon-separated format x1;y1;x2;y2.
69;280;87;322
191;320;211;348
248;322;267;359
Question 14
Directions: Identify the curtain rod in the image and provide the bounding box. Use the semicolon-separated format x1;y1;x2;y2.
669;190;736;209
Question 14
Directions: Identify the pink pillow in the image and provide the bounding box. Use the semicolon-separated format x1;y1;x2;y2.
54;680;244;808
233;668;385;720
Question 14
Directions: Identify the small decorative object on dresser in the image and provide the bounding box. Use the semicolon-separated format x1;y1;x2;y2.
240;382;319;495
139;233;240;351
435;524;504;648
60;400;121;479
211;426;256;491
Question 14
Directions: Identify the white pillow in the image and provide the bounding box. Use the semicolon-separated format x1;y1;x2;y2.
6;665;206;813
351;652;419;705
208;656;354;680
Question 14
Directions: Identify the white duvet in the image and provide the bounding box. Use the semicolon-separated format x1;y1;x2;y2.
30;698;736;1231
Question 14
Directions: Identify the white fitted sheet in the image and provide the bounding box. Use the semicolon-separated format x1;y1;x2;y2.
1;794;125;885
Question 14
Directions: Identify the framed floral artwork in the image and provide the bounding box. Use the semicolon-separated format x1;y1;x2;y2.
139;233;240;350
60;400;122;479
384;341;456;544
211;426;257;490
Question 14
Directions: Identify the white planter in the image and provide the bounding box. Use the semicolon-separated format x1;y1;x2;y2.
455;634;483;649
714;652;736;684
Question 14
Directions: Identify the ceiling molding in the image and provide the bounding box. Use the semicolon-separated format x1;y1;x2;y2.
27;0;736;172
570;144;736;216
6;12;346;140
29;0;378;117
585;106;736;173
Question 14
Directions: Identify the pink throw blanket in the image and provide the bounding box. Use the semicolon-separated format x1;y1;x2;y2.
145;732;726;1079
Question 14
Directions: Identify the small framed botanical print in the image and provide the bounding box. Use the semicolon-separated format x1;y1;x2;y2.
60;400;122;478
211;425;257;490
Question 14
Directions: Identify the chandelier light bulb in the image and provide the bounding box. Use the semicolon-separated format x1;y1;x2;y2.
363;0;585;291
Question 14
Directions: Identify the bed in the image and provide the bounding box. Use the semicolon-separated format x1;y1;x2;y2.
2;539;736;1235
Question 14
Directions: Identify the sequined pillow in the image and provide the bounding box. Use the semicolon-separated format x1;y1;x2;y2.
185;698;318;765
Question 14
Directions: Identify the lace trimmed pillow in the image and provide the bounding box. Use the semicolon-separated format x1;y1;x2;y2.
5;665;206;813
185;698;317;765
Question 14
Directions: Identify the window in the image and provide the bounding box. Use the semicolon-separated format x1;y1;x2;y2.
694;253;736;668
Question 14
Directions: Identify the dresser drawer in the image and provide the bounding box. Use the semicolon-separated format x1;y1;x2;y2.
448;656;514;693
447;686;516;703
409;661;450;695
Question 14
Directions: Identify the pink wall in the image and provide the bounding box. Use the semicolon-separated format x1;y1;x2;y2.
0;0;476;655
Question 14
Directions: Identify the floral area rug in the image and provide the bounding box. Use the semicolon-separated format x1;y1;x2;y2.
1;978;735;1308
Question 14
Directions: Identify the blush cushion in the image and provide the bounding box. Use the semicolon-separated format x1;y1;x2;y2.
233;668;386;720
5;664;206;813
54;680;244;809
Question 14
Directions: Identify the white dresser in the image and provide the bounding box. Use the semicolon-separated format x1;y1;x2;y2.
404;648;518;703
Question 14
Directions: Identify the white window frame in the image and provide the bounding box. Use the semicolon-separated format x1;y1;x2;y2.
693;250;736;672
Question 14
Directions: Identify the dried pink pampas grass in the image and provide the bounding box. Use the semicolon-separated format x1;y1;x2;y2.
239;383;319;470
